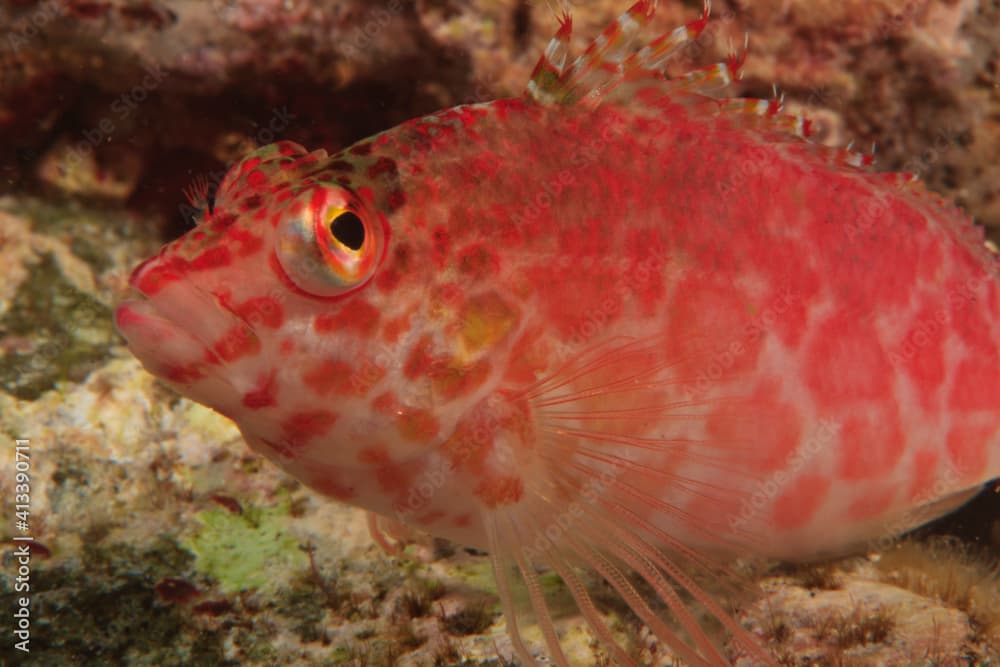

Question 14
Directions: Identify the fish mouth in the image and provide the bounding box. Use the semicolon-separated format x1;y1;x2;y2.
114;295;210;384
114;256;250;383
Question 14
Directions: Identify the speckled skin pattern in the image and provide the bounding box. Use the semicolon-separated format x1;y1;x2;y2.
115;2;1000;665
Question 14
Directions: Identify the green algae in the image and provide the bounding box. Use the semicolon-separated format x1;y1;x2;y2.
182;497;308;594
451;556;496;594
0;252;113;400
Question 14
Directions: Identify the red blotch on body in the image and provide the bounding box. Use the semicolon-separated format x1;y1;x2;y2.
431;359;491;402
302;358;356;397
281;410;339;452
804;313;893;406
457;243;500;280
189;245;232;272
386;188;406;212
667;278;766;378
755;241;816;348
431;226;451;268
349;142;373;156
946;423;993;481
239;156;262;174
131;256;186;295
314;300;381;336
372;390;440;442
772;473;829;529
367;156;398;180
228;227;265;256
441;415;491;474
213;326;260;362
846;485;896;521
475;474;524;508
208;212;237;232
836;407;905;480
233;296;285;328
246;169;268;189
429;282;463;314
373;391;397;415
705;382;801;472
242;371;278;409
894;302;947;410
308;467;356;501
240;194;263;211
949;357;1000;411
397;409;440;442
375;269;401;292
381;312;412;343
161;361;205;384
404;336;438;379
359;446;415;494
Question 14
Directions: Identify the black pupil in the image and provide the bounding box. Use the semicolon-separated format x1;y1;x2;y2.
330;212;365;251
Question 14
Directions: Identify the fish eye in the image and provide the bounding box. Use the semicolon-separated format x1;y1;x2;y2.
275;191;381;297
329;211;365;251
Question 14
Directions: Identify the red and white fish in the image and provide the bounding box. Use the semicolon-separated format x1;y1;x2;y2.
115;2;1000;664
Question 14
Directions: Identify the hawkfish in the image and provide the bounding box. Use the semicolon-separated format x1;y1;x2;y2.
114;1;1000;664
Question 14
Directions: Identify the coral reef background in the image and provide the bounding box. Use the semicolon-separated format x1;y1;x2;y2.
0;1;998;665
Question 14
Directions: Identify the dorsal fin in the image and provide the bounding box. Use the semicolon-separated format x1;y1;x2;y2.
526;0;712;107
526;2;997;284
182;172;215;219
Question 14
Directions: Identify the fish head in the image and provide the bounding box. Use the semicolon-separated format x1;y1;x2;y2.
115;139;482;477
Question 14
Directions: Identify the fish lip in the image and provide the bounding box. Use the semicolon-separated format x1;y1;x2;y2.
113;295;184;342
114;267;203;352
121;251;250;340
126;252;161;297
115;264;170;333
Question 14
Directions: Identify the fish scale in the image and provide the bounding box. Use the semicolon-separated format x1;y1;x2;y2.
115;1;1000;665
